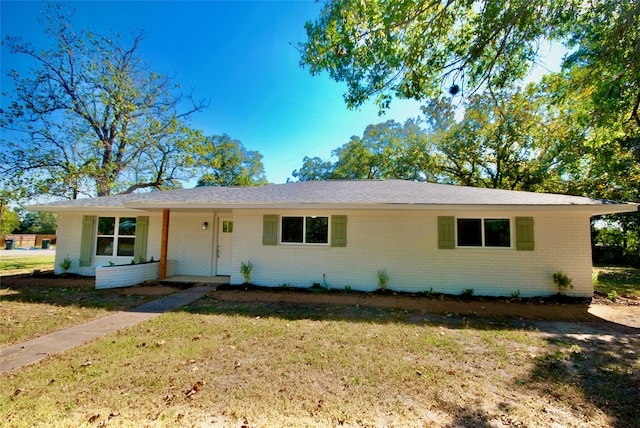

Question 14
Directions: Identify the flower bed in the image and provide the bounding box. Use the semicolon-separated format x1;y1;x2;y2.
95;260;177;289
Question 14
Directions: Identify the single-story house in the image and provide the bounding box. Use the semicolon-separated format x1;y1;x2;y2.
29;180;638;297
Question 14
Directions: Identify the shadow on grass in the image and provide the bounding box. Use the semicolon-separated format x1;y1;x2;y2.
179;292;639;428
527;333;640;428
0;272;161;311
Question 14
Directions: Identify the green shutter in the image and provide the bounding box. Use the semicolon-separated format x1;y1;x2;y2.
331;215;347;247
438;216;455;249
134;216;149;262
516;217;535;251
263;215;278;245
79;215;96;266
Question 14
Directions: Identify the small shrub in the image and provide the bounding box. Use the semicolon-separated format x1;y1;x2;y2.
240;261;253;283
460;288;474;298
511;290;521;298
377;269;390;290
344;285;352;292
279;283;290;289
607;290;619;302
552;271;573;294
59;256;72;272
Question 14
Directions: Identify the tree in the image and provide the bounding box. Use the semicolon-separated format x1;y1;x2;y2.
291;156;335;181
300;0;640;131
194;134;267;187
424;84;586;192
0;4;207;200
14;209;58;234
292;119;438;181
0;206;20;235
332;119;437;181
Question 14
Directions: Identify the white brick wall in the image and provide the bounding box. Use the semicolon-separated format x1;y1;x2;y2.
54;214;94;276
95;260;177;289
230;209;594;297
54;212;164;276
54;208;595;297
167;212;216;276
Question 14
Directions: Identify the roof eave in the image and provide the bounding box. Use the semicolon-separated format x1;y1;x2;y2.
122;201;640;214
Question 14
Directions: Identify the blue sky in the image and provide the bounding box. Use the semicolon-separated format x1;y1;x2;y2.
1;1;562;185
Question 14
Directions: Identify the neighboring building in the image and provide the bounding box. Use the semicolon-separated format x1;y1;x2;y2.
29;180;638;297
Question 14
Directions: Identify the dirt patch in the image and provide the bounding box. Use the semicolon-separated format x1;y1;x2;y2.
0;271;94;288
213;287;640;327
0;272;180;296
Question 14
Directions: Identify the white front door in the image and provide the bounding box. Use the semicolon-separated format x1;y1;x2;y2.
216;218;233;276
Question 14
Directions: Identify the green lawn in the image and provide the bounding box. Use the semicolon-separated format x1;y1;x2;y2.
593;266;640;298
0;255;55;275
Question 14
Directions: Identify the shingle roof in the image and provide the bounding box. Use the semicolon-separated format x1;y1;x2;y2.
29;180;638;215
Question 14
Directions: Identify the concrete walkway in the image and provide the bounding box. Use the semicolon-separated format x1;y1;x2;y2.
0;285;215;374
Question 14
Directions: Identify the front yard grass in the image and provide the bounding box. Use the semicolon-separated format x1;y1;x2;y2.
593;265;640;298
0;255;55;276
1;297;638;428
0;277;165;347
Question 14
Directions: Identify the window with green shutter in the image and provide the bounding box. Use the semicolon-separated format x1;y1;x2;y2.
96;217;137;257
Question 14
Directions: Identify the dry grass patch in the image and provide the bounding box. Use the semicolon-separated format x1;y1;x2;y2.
0;274;174;346
2;296;638;427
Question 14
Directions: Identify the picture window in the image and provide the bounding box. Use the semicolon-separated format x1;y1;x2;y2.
457;218;510;248
281;216;329;244
96;217;137;256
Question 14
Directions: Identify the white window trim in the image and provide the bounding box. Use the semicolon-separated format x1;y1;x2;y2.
455;217;513;249
279;215;331;246
95;216;137;258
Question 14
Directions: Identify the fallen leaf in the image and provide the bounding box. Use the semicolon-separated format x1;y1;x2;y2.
156;340;166;346
81;360;92;367
192;334;202;341
137;342;146;348
185;380;204;398
88;414;100;423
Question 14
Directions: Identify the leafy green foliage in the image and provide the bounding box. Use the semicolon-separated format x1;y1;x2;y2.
552;271;573;294
194;135;267;187
460;288;475;298
377;269;389;290
0;206;20;235
300;0;564;111
293;119;437;181
300;0;640;134
0;4;208;200
240;260;253;284
14;209;57;234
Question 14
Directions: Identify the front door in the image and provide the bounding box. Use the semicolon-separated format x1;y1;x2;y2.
216;218;233;276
